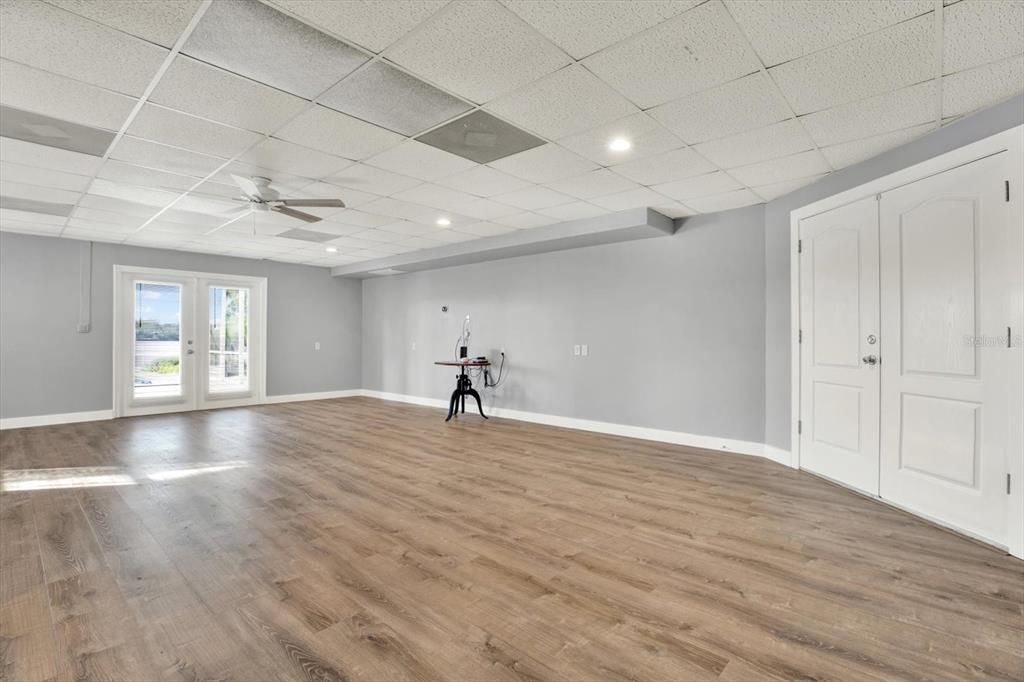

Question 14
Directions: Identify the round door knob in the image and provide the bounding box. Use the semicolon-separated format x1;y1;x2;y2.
862;354;878;365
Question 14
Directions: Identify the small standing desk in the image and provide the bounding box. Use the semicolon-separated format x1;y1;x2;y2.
434;360;490;422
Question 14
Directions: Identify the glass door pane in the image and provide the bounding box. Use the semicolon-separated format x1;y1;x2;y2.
133;281;183;400
208;286;250;394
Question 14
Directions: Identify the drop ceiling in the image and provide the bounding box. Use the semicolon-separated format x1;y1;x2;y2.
0;0;1021;269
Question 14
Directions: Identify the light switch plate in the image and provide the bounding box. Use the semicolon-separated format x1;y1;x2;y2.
581;344;589;356
573;344;581;356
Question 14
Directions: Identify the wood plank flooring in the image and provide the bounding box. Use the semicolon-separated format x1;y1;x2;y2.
1;397;1021;681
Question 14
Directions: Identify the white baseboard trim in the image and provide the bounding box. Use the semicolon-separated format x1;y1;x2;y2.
264;389;362;404
0;409;114;431
359;390;766;459
762;445;795;468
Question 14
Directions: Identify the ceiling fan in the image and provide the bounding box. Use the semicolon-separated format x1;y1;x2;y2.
228;174;345;223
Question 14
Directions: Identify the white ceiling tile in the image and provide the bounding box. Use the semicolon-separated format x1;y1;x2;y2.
685;189;762;213
693;119;813;169
62;227;125;243
66;216;137;233
537;202;607;221
492;185;574;211
0;179;79;204
239;138;352;180
97;161;200;193
650;201;696;219
392;183;481;213
429;228;481;242
0;208;66;226
501;0;700;60
363;240;418;255
651;171;743;201
310;220;369;237
752;174;828;202
265;0;446;53
0;161;91;192
547;169;639;200
377;220;437;236
324;209;395;229
87;178;179;208
78;194;160;218
110;136;225;178
394;234;446;249
558;112;684;166
328;234;396;251
274;105;404;161
0;221;63;236
0;0;168;96
0;138;102;176
487;144;599;184
610;147;716;186
436;166;533;197
729;150;830;187
46;0;202;47
360;197;437;222
150;56;308;134
127;104;264;159
211;162;311;195
486;65;638;139
800;81;937;147
649;72;791;145
455;222;515;238
494;211;557;229
327;163;422;196
942;56;1024;118
456;197;522;221
724;0;933;67
70;206;144;227
943;0;1024;74
590;187;671;212
820;122;937;169
347;228;409;244
365;140;476;181
0;59;135;131
386;0;570;103
168;194;238;217
184;0;368;99
770;14;936;115
582;0;760;108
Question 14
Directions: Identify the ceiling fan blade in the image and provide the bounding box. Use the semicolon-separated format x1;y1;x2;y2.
230;174;263;200
272;205;321;223
276;198;345;208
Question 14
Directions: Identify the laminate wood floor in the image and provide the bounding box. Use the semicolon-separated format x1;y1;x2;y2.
1;398;1021;681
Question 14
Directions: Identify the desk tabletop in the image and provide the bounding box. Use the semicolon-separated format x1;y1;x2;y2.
435;359;491;367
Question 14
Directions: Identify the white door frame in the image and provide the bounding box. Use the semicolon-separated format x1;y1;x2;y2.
112;265;268;418
789;125;1024;558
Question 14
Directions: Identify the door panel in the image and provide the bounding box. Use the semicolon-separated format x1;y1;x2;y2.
799;196;880;495
879;153;1013;545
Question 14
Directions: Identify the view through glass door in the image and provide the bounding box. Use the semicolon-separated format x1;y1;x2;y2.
115;267;266;417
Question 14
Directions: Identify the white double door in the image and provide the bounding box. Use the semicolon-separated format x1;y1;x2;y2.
115;267;266;417
799;152;1021;547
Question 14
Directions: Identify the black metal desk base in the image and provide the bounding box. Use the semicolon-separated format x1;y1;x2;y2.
446;367;487;421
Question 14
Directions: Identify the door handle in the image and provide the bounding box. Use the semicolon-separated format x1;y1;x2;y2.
186;349;195;355
862;354;878;366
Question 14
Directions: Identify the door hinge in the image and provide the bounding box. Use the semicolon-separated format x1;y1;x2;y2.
1008;473;1012;495
1009;326;1013;348
797;420;802;435
798;329;802;344
1006;180;1010;202
797;239;802;254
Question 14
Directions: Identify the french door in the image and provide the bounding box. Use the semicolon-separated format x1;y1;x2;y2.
798;150;1020;548
114;266;266;417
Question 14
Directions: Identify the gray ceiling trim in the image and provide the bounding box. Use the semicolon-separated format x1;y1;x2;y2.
331;208;676;278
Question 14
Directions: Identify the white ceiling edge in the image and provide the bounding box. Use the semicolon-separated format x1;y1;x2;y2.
330;208;676;278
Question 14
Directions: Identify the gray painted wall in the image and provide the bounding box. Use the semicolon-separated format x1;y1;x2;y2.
763;94;1024;450
0;231;362;418
362;205;767;445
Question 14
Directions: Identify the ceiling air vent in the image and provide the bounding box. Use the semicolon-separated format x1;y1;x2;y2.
0;195;74;217
0;105;115;157
277;228;337;243
416;110;544;164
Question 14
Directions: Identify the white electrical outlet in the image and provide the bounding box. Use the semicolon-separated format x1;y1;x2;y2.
411;341;417;351
314;341;321;351
581;344;589;357
573;344;581;356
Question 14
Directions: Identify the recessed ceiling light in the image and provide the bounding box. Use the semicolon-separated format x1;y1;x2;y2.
436;217;451;226
608;137;632;152
325;246;338;253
